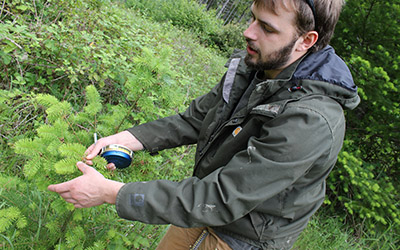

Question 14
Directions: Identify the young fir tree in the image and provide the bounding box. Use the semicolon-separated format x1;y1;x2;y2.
11;85;153;249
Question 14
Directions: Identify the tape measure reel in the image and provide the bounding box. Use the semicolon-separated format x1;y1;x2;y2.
100;144;134;169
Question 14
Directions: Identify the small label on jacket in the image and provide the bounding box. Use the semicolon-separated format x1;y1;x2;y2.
130;194;145;207
232;126;242;137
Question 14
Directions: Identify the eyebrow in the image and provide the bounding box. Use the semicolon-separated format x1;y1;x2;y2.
250;10;281;33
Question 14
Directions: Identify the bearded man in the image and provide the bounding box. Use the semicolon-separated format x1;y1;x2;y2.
49;0;360;249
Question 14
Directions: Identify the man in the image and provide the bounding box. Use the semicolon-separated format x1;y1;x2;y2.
48;0;360;249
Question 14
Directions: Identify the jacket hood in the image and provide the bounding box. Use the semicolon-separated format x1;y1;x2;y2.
290;46;360;110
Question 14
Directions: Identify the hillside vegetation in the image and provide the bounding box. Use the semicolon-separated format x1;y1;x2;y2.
0;0;398;249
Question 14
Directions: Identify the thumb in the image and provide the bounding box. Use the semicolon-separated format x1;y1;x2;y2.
47;184;57;192
86;143;102;160
77;161;91;174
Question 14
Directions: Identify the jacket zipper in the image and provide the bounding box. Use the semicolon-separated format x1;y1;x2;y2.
190;229;209;250
198;114;243;158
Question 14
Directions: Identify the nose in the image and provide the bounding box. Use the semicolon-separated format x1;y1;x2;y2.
243;21;257;41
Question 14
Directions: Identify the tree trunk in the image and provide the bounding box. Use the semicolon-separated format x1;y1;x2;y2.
216;0;231;19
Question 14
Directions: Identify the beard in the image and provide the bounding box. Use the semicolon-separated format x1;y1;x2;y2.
244;38;298;72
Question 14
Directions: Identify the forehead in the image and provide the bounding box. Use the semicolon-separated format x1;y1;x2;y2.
253;0;296;15
251;0;297;30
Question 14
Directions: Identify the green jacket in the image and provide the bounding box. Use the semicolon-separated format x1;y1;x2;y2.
117;46;360;249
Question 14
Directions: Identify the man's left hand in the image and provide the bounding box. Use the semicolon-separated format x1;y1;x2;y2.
48;161;124;208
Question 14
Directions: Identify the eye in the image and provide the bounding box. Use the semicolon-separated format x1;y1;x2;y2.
250;12;275;34
261;25;274;33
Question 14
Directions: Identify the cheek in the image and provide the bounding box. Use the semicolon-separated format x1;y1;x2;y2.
258;43;273;57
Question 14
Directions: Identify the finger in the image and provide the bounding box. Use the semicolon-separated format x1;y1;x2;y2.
74;203;84;208
76;161;91;174
63;198;77;204
84;143;95;156
106;163;116;171
85;159;94;166
48;182;71;193
86;141;104;160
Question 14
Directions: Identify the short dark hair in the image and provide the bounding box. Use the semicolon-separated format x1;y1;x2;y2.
253;0;345;51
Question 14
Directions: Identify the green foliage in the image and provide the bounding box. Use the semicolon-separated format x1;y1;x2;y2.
15;86;100;185
1;0;217;242
326;142;400;233
0;0;226;108
124;0;246;56
125;46;185;120
295;212;399;250
332;0;400;170
206;23;247;57
8;86;176;248
2;0;399;248
294;214;366;250
132;0;219;32
84;85;103;116
0;207;27;233
1;0;224;248
327;0;400;236
0;90;42;180
126;0;220;34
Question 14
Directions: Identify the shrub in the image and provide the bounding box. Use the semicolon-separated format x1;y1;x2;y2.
124;0;246;56
325;141;400;235
1;0;228;248
8;85;195;248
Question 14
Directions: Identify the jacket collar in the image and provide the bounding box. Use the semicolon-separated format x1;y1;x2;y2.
279;46;358;93
226;46;360;110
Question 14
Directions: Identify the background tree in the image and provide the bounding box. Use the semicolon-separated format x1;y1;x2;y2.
198;0;252;24
327;0;400;235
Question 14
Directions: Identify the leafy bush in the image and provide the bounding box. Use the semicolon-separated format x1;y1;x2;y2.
6;85;194;248
0;0;226;103
206;22;247;57
327;0;400;236
326;141;400;234
1;0;226;248
124;0;246;56
125;0;220;33
323;53;399;236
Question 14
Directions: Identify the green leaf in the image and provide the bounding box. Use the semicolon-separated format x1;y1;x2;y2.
16;5;29;11
54;158;78;174
58;143;86;159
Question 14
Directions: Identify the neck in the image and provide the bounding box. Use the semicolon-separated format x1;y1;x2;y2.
263;69;281;79
264;50;308;79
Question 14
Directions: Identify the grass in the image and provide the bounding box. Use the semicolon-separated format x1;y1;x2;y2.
293;212;399;250
294;214;365;250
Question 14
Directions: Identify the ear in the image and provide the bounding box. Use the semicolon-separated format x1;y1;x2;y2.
295;31;319;52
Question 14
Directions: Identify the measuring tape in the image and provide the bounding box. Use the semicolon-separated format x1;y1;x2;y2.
100;144;134;169
94;133;134;169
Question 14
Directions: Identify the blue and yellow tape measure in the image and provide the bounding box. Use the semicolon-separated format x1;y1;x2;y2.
94;133;134;169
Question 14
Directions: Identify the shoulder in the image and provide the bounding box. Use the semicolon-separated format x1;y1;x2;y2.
284;94;346;136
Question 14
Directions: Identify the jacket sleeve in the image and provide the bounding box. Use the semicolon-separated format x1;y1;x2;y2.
115;99;344;227
126;83;221;154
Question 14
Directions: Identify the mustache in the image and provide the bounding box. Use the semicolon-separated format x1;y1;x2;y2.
246;39;259;53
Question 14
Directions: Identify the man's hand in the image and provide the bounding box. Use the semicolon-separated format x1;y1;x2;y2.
85;131;144;169
48;162;125;208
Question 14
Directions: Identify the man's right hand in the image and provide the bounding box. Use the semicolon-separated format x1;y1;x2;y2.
85;130;144;167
